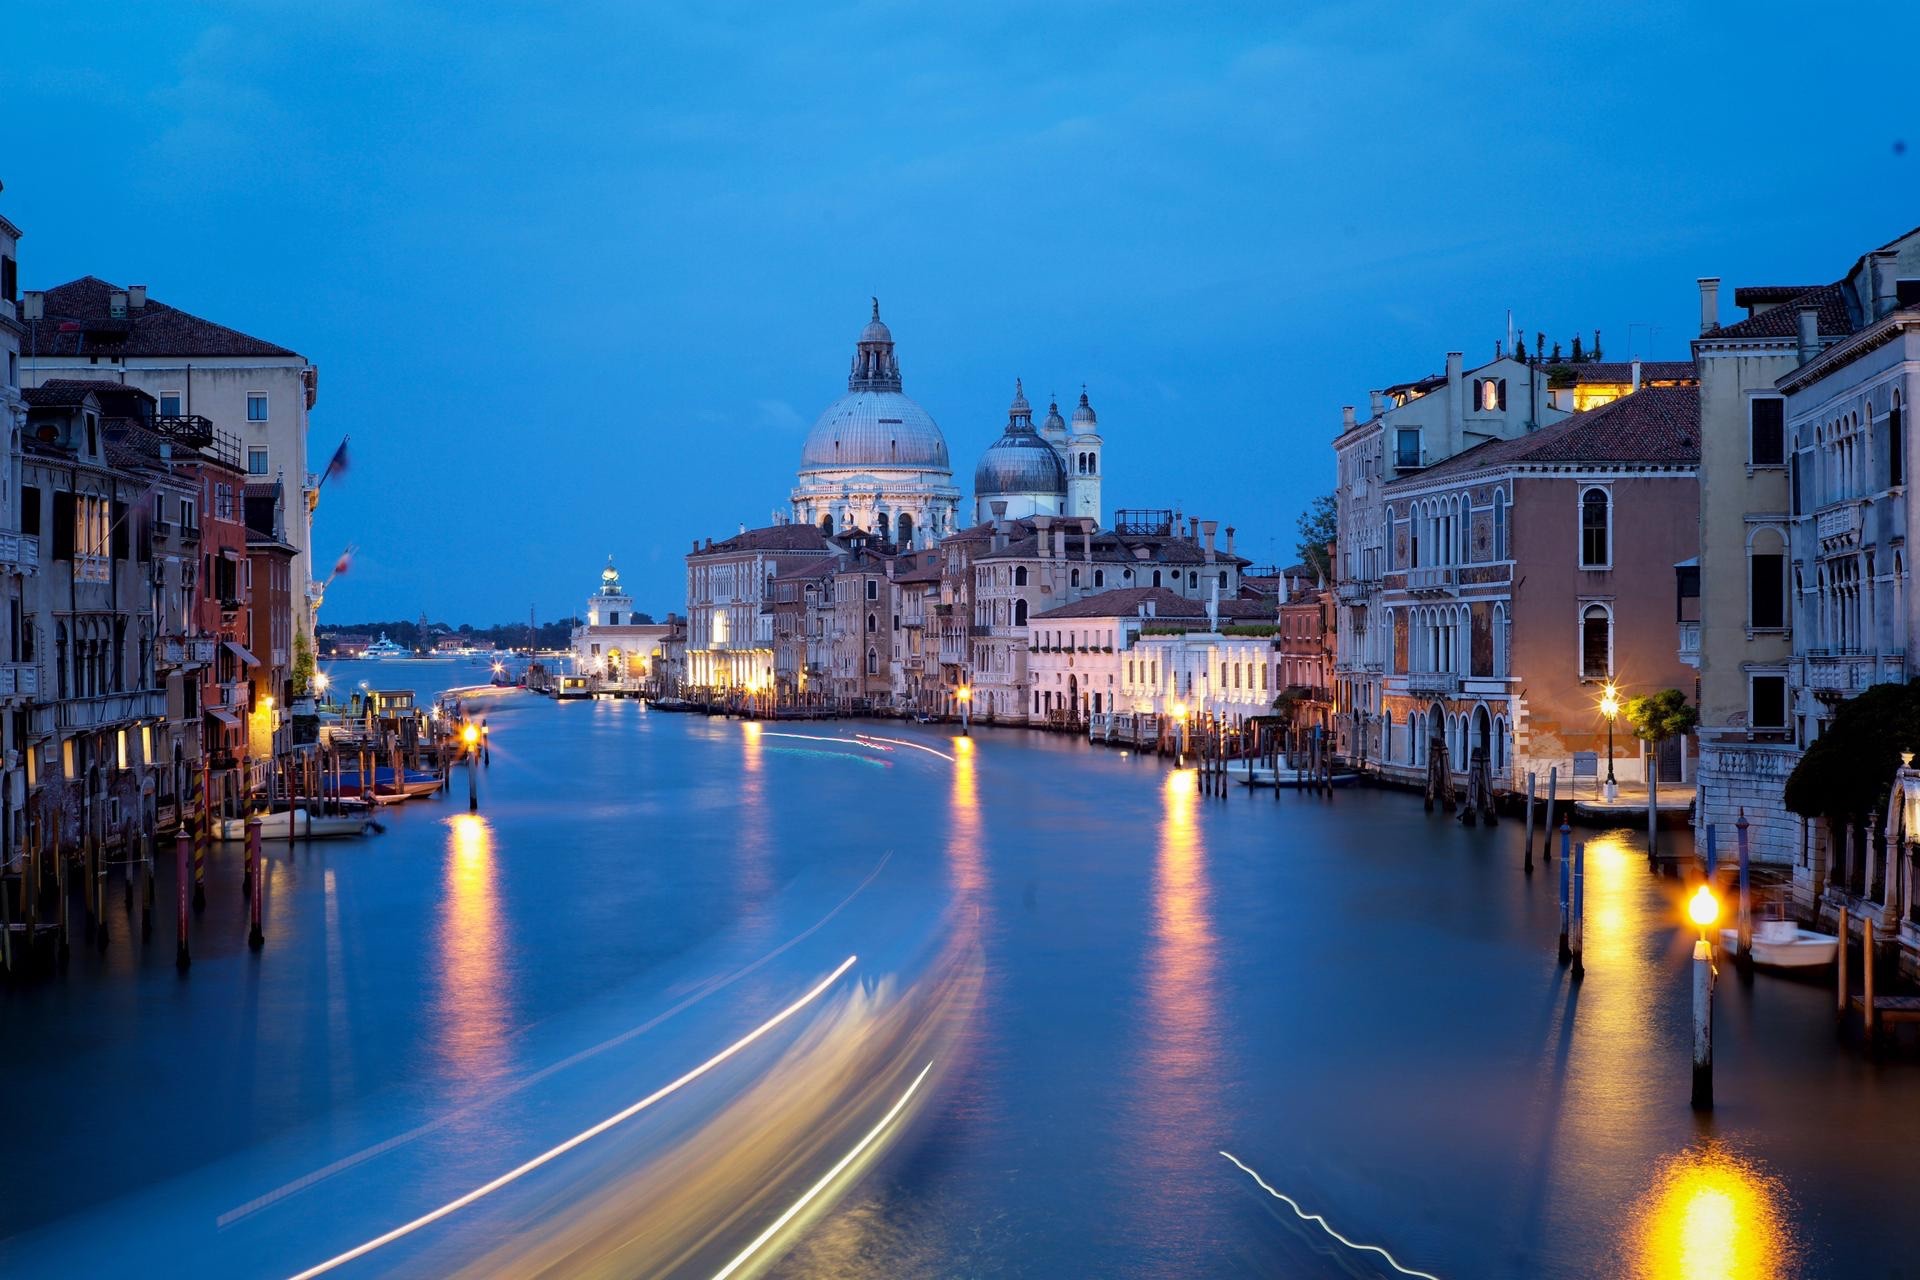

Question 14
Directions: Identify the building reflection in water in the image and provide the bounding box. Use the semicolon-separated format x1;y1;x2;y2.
1625;1143;1796;1279
1132;769;1221;1242
948;739;983;901
734;722;773;939
436;813;508;1095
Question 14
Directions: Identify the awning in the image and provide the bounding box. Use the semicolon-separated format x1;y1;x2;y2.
204;707;242;728
225;640;260;667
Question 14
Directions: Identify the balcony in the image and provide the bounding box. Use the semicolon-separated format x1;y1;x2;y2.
1335;579;1376;604
30;688;167;736
1678;620;1700;668
0;530;39;575
1404;566;1456;595
1815;502;1863;548
0;663;38;698
1406;670;1460;699
152;414;215;448
157;635;218;669
1801;651;1904;702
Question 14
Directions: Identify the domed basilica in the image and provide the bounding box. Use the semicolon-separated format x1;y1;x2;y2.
790;303;1104;547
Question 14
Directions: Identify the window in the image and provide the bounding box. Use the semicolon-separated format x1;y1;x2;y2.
247;393;268;421
1396;429;1421;468
1071;568;1080;588
248;448;269;475
1013;566;1027;587
1492;491;1507;560
1751;674;1787;730
1014;600;1027;626
1579;488;1610;568
1892;393;1905;488
866;647;878;675
1898;279;1920;307
20;486;39;536
1750;548;1786;630
1477;378;1507;412
866;614;876;632
159;392;182;416
865;579;878;600
1750;397;1784;466
1580;604;1611;679
1094;570;1104;587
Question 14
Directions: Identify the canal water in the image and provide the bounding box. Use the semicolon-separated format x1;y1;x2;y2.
3;659;1918;1278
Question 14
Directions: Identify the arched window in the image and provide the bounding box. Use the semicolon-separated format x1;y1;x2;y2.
897;512;914;547
1071;568;1081;587
1579;488;1610;568
1188;571;1198;588
1014;599;1028;626
820;514;834;534
866;647;878;674
1087;453;1096;475
876;512;890;542
1581;603;1612;679
1493;490;1507;560
1094;570;1104;587
866;613;876;633
1153;570;1163;587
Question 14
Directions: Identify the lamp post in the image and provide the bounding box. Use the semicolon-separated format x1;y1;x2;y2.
1171;700;1190;763
1687;883;1720;1109
1600;680;1620;801
957;684;972;736
461;723;480;812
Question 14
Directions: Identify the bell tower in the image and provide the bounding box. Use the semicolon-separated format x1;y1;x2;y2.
1065;388;1103;525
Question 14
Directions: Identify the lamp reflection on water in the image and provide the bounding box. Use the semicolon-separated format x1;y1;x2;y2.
948;738;983;898
436;814;508;1092
1626;1144;1796;1279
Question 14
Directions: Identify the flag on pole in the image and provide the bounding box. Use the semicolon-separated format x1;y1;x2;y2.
320;437;350;488
332;549;352;578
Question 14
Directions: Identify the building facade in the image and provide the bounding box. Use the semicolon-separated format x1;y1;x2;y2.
685;523;838;693
569;558;669;686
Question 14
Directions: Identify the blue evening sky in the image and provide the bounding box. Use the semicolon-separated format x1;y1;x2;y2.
7;3;1913;624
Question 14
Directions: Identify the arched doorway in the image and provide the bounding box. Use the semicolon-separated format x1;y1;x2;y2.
1068;675;1079;720
1472;704;1491;760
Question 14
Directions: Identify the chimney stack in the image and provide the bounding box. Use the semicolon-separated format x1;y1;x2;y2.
1187;515;1198;541
1872;250;1900;319
1054;526;1067;560
1796;307;1820;365
1697;277;1720;335
1342;405;1356;431
1225;525;1236;557
1369;390;1386;417
1445;351;1465;444
128;284;147;310
1034;514;1052;555
1201;520;1218;563
1631;359;1642;392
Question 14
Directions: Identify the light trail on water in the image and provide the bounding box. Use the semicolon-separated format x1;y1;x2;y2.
710;1060;936;1280
284;956;860;1280
222;853;895;1227
1219;1150;1441;1280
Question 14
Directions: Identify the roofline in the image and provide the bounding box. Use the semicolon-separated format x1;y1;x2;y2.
1775;309;1920;395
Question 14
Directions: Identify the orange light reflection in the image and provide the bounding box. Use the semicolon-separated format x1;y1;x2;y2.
1625;1144;1795;1279
435;814;507;1093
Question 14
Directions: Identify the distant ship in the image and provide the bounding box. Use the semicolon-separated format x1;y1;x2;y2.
363;633;410;660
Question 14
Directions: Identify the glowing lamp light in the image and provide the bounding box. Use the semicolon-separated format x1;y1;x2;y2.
956;686;972;703
491;661;505;675
1600;681;1621;720
313;672;331;692
1688;884;1720;931
461;724;480;747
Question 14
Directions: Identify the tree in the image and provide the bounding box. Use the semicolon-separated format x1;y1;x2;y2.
1295;493;1336;582
1624;689;1697;858
292;630;315;698
1784;681;1920;823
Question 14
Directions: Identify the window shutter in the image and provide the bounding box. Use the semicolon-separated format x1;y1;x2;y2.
20;486;39;536
1497;379;1508;411
112;501;130;560
1751;399;1785;465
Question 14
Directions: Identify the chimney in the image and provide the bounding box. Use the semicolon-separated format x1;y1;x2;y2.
109;290;128;318
1796;307;1820;365
1342;405;1356;431
1631;359;1642;392
1053;527;1067;560
1697;277;1720;335
1593;329;1602;361
1034;513;1053;555
1201;520;1218;563
1082;523;1093;561
1369;390;1386;417
128;284;147;310
1871;250;1900;319
1445;351;1464;443
739;522;747;535
1145;599;1157;618
1225;525;1236;557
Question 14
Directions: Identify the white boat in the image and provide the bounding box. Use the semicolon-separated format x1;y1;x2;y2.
554;675;592;700
363;633;410;660
1229;763;1360;789
217;809;373;840
1719;918;1839;970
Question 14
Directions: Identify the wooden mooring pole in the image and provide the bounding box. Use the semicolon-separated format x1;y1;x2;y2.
1835;904;1849;1032
1523;771;1536;875
247;816;264;951
1735;810;1753;976
1541;767;1558;861
1692;932;1714;1110
1570;842;1585;982
1557;826;1572;964
175;825;191;973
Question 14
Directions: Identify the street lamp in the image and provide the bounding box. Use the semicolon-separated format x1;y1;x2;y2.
1688;883;1720;1110
1600;680;1620;800
1171;699;1190;761
461;723;480;811
956;684;972;736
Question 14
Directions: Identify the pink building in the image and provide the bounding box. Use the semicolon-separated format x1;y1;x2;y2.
1373;385;1701;788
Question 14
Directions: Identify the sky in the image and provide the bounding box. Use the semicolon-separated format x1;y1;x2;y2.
6;2;1915;624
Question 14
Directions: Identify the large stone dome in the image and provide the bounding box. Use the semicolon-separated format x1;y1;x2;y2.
797;300;951;473
800;390;950;470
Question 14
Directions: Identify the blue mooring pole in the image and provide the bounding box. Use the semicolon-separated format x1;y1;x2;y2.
1571;842;1586;981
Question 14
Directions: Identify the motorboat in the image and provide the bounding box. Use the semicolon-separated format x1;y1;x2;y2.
1719;917;1839;970
330;764;444;799
363;633;411;660
554;675;592;700
216;808;373;841
1230;762;1360;789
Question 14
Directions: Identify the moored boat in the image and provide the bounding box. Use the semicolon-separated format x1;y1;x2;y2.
1720;918;1839;971
217;809;373;840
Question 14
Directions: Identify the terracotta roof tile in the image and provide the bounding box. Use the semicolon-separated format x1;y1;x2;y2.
697;523;835;555
28;277;300;358
1401;385;1700;483
1704;282;1855;342
1033;587;1206;621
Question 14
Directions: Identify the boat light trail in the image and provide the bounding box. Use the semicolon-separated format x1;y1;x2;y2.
225;855;894;1227
854;734;956;763
710;1060;935;1280
1219;1150;1441;1280
284;956;860;1280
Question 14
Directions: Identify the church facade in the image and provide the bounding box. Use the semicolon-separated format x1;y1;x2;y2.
569;558;669;686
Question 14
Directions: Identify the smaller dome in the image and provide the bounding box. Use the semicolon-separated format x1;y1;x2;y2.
1073;389;1098;426
975;431;1067;498
1043;398;1067;433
